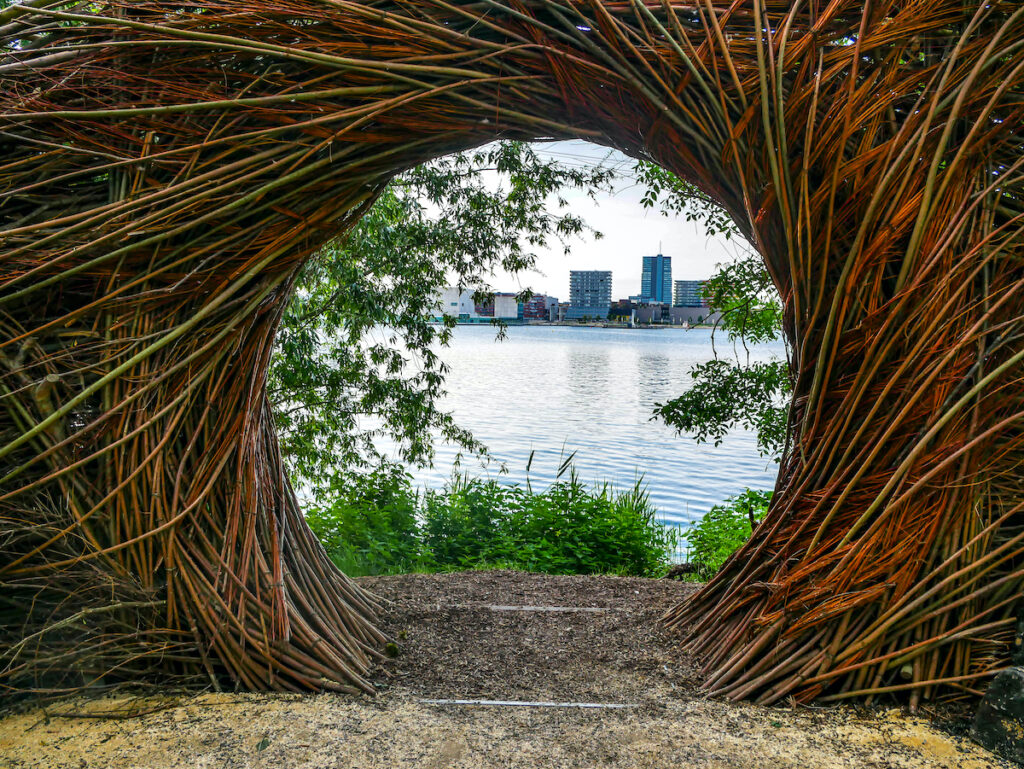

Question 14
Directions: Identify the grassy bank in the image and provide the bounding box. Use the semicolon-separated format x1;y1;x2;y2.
304;464;679;577
305;463;774;580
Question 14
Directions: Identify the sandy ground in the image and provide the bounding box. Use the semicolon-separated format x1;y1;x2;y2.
0;571;1011;769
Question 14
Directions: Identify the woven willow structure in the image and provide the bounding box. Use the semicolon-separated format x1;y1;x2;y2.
1;0;1022;705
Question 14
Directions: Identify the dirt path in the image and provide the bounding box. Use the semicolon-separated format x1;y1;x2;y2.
0;571;1009;768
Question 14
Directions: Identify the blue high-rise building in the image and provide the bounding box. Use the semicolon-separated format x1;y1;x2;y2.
640;254;672;304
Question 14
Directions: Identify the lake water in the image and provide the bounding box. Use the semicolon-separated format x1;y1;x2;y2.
399;324;783;534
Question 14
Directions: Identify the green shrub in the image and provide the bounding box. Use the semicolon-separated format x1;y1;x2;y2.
686;488;772;580
420;475;517;567
304;463;423;576
306;465;677;577
505;474;675;576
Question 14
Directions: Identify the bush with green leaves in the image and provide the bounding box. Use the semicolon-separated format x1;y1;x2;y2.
303;464;423;577
423;472;677;576
305;465;677;578
420;475;513;568
686;488;772;580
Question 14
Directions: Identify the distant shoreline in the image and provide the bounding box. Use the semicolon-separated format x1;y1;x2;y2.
437;320;718;329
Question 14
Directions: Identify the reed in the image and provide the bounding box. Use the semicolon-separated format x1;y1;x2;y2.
1;0;1021;705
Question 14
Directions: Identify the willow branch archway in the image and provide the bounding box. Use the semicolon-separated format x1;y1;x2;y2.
2;0;1022;705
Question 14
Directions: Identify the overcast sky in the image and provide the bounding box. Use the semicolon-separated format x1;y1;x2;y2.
485;140;750;301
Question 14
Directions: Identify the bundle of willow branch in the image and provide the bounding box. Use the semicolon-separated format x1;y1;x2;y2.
1;0;1021;705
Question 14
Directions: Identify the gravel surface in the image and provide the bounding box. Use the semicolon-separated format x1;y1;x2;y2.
0;571;1010;768
359;570;700;704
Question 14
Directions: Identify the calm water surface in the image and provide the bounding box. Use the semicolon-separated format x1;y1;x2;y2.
400;325;783;531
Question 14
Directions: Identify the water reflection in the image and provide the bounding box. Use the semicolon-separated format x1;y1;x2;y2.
396;325;782;530
566;346;613;421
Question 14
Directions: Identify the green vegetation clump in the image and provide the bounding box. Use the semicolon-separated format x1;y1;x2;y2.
304;464;424;576
686;488;772;580
304;465;677;578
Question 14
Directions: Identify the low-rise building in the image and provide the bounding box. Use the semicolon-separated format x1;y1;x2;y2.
545;296;559;321
433;288;545;322
669;306;715;325
432;286;477;319
494;292;520;320
522;294;559;321
472;292;521;320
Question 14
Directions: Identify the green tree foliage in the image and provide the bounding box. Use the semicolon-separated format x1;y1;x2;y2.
635;159;791;460
655;359;789;457
702;255;784;346
270;142;614;493
633;159;740;240
654;253;791;458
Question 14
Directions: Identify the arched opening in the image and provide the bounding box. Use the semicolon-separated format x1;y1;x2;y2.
276;136;784;579
1;0;1021;707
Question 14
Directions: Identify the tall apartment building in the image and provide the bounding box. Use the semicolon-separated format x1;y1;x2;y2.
640;254;672;304
674;279;708;308
567;270;612;319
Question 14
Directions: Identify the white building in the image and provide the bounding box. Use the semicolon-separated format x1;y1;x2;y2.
493;293;519;320
431;288;521;321
432;287;477;319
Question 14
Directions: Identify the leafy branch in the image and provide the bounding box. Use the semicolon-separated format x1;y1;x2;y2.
270;141;616;494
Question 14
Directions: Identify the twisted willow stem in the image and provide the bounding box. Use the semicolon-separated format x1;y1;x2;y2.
1;0;1021;705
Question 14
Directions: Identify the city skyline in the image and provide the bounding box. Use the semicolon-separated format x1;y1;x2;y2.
483;140;750;300
461;264;710;307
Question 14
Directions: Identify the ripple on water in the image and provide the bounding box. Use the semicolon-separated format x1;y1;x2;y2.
395;325;782;534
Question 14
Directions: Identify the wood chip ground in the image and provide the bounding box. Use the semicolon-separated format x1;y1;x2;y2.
0;571;1010;768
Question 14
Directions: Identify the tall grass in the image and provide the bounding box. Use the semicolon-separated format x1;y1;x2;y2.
304;463;678;578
